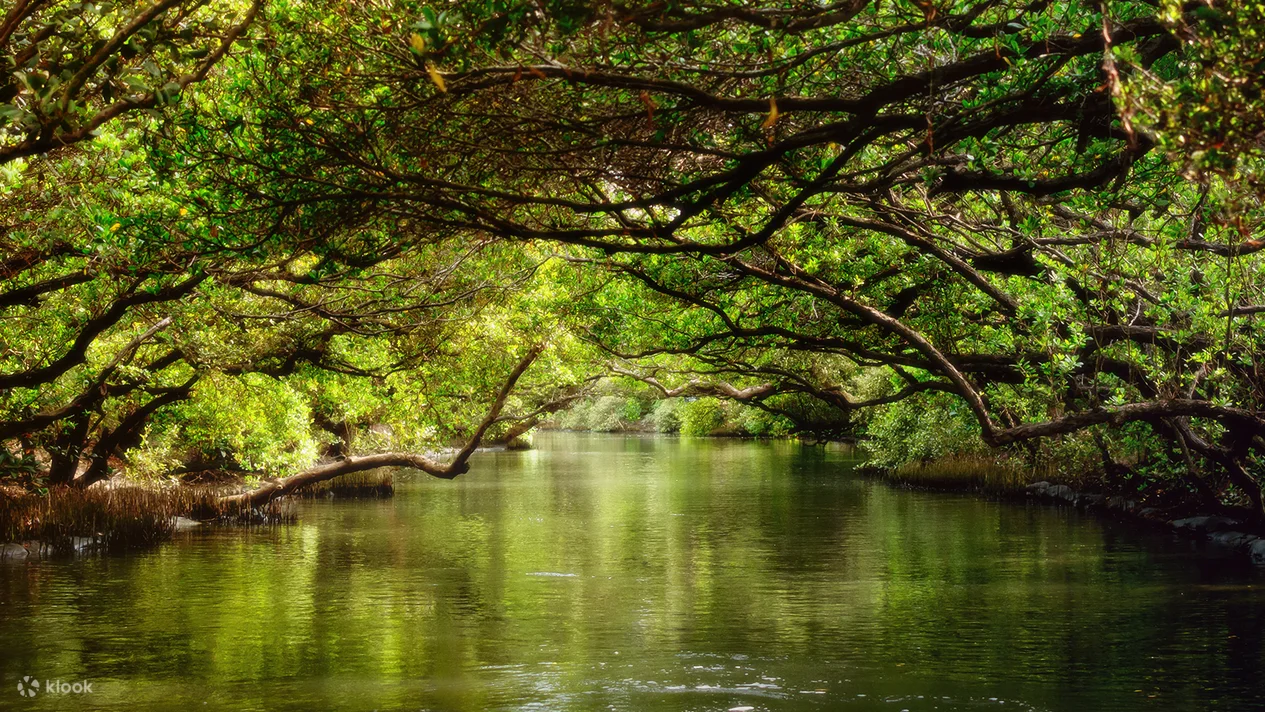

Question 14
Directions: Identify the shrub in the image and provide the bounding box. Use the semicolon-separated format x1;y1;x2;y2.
733;406;790;437
135;373;320;477
556;395;640;431
649;398;684;433
679;398;725;436
858;391;987;468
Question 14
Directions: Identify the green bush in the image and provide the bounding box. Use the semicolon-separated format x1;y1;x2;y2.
679;398;725;436
559;395;790;438
556;395;642;431
649;399;684;433
733;406;790;437
622;397;646;422
135;373;320;477
858;391;986;469
588;396;632;431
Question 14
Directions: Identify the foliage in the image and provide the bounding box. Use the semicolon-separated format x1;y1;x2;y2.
1;0;260;164
554;391;794;438
859;392;988;470
556;395;639;432
140;373;319;476
648;399;684;434
678;398;725;437
1118;1;1265;178
2;0;1264;523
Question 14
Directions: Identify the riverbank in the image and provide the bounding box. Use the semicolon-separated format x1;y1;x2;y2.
9;446;1262;567
1022;480;1265;564
0;468;390;559
860;457;1265;566
1;485;228;559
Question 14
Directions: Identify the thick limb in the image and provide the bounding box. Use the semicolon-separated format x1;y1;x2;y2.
219;344;544;508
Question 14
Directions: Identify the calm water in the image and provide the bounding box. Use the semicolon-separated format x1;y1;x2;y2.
1;433;1263;711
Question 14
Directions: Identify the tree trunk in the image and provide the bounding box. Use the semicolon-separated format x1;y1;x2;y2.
314;413;356;458
46;415;91;486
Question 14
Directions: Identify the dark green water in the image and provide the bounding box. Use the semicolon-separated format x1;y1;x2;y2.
1;433;1263;711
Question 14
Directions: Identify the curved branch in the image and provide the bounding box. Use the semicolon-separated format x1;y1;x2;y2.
219;343;545;508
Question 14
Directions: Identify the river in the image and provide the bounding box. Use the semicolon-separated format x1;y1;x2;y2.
1;433;1262;710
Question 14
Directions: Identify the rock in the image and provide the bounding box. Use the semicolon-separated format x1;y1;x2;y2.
1;543;28;560
22;540;51;556
1045;484;1076;502
1250;539;1265;565
1207;531;1259;550
1202;517;1244;533
172;516;203;531
1079;494;1106;508
1138;507;1161;518
1170;516;1241;533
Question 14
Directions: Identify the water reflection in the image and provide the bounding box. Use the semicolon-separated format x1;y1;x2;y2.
1;433;1263;710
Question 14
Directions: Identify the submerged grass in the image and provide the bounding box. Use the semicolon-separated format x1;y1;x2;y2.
294;469;394;498
878;454;1053;494
0;484;296;555
1;467;396;556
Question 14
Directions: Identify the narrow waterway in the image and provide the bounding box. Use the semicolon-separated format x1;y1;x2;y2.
1;433;1262;710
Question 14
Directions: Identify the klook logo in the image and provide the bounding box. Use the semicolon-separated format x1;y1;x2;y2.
15;676;93;697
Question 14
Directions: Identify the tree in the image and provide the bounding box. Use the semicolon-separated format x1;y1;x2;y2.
220;343;543;508
0;0;598;495
1;0;262;486
182;0;1265;516
1;0;262;164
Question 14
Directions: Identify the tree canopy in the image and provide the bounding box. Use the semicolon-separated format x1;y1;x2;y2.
2;0;1264;518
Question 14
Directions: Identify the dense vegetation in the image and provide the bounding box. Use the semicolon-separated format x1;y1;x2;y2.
2;1;1263;522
